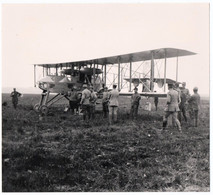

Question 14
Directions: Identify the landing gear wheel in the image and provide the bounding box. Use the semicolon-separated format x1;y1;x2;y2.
34;104;40;113
41;105;49;115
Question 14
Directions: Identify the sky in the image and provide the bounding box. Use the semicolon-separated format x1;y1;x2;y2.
1;2;210;96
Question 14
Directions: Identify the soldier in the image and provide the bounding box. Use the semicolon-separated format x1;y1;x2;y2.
174;83;182;124
154;91;159;111
174;83;181;103
130;88;141;119
178;90;188;123
10;88;22;109
162;83;181;132
102;86;110;118
80;84;91;122
109;84;119;125
69;86;79;115
188;87;200;127
89;86;97;119
182;82;190;100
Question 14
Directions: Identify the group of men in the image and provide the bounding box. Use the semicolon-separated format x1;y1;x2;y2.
162;82;201;131
55;81;202;128
77;84;120;125
11;81;201;129
68;84;97;121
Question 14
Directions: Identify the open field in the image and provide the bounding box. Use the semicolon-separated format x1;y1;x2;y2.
1;93;210;192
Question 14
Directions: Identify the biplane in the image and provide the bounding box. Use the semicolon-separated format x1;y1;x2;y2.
33;47;196;114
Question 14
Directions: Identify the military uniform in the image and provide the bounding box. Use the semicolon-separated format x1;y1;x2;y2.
178;91;187;122
80;87;91;121
182;88;190;100
130;92;141;119
188;92;200;127
163;87;181;131
109;88;119;124
102;91;110;118
10;90;21;109
69;90;79;114
90;91;97;119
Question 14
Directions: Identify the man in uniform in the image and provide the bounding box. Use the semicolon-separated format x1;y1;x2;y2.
80;84;91;122
109;84;119;125
174;83;182;124
102;86;110;118
162;83;181;131
69;86;79;115
130;87;141;119
10;88;22;109
188;87;200;127
154;91;159;111
178;90;188;123
89;86;97;120
181;82;190;100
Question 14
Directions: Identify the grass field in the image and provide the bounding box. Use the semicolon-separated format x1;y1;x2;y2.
1;93;210;192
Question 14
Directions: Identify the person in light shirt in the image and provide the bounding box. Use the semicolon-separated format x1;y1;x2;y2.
108;84;119;125
80;84;91;122
162;83;181;132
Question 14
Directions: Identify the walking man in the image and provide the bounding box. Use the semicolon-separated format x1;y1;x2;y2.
162;83;181;131
80;84;91;122
10;88;22;109
130;88;141;119
109;84;119;125
188;87;200;127
102;86;110;118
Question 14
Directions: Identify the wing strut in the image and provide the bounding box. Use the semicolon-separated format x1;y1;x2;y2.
129;56;132;92
164;49;167;92
176;52;179;82
150;51;154;92
93;61;95;86
118;57;121;91
104;64;107;86
34;65;36;87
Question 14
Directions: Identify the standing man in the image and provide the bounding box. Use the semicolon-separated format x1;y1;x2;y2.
102;86;110;118
162;83;181;131
10;88;22;109
89;86;97;120
80;84;91;122
130;88;141;119
181;82;190;100
109;84;119;125
188;87;200;127
69;86;79;115
154;91;159;111
178;90;188;123
174;83;181;125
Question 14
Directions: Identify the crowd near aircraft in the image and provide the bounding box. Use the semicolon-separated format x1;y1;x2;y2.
33;47;196;114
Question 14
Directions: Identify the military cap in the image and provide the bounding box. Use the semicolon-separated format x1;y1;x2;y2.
193;87;198;91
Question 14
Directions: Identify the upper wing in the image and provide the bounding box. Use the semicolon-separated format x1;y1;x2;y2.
34;48;196;67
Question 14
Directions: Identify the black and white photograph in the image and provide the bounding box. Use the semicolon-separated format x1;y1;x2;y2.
1;0;211;192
